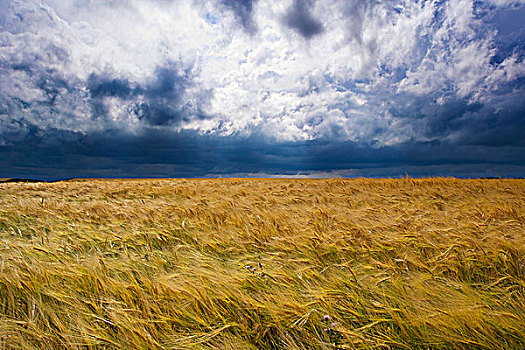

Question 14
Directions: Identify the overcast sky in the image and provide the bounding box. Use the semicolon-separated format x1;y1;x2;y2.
1;0;524;179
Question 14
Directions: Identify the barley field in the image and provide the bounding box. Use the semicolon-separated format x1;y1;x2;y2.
0;178;524;349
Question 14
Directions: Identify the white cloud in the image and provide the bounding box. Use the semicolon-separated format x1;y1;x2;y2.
1;0;524;147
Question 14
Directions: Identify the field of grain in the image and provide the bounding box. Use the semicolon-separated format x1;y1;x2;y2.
0;178;524;349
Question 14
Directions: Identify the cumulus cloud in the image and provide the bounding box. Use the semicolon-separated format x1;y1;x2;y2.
0;0;524;177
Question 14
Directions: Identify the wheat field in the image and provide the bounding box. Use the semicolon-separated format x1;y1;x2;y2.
0;178;524;349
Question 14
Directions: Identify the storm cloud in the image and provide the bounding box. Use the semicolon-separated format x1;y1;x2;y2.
220;0;259;34
1;0;524;178
283;0;324;39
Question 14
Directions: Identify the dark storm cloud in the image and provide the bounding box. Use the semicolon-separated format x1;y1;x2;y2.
1;126;524;180
454;93;525;147
385;83;525;149
86;73;136;119
283;0;324;39
0;59;209;148
482;4;525;64
1;0;525;179
87;74;134;99
85;63;210;126
220;0;258;34
135;64;211;126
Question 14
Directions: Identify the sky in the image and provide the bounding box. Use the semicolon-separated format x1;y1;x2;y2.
1;0;524;179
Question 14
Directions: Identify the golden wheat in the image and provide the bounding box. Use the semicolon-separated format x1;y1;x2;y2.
0;178;524;349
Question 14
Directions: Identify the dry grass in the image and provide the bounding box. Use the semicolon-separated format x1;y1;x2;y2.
0;178;524;349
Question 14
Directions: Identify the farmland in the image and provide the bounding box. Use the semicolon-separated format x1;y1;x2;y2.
0;178;524;349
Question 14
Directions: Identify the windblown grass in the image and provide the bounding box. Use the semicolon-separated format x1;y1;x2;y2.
0;178;524;349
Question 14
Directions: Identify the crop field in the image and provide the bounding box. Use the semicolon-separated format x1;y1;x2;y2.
0;178;524;349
